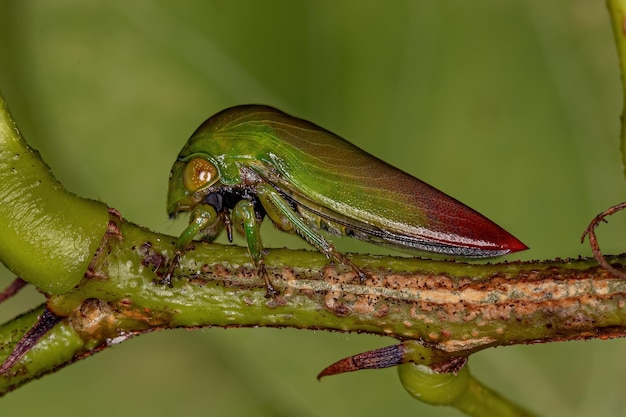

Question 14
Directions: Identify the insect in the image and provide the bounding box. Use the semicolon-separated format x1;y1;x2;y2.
167;105;527;296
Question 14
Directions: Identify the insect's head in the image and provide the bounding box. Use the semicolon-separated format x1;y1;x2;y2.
167;155;220;218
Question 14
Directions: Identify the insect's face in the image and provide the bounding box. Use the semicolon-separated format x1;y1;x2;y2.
167;156;220;217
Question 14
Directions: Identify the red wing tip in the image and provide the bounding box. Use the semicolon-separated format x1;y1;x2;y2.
504;238;529;254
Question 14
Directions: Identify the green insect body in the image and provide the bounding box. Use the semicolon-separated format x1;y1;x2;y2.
167;105;527;296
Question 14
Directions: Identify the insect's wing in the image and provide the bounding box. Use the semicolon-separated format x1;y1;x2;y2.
267;178;522;258
248;110;526;258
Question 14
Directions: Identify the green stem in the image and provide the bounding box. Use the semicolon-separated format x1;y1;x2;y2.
45;222;626;350
454;376;536;417
0;92;109;294
607;0;626;177
398;343;538;417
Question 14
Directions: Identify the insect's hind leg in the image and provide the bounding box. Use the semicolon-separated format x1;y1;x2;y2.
255;183;368;284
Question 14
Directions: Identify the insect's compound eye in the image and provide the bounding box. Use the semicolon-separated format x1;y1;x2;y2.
182;157;219;192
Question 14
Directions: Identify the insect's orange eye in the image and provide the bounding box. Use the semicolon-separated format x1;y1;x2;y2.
182;157;218;192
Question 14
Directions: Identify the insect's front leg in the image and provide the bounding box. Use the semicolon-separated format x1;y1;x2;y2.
164;204;221;286
231;199;279;298
255;183;368;284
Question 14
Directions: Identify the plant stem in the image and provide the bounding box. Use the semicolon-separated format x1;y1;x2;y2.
607;0;626;177
398;348;538;417
2;211;625;399
0;92;109;294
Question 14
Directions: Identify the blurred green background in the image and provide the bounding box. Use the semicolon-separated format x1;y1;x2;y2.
0;1;625;416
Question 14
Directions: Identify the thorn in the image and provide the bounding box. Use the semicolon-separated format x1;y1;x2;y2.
318;344;404;379
0;277;28;304
0;308;62;374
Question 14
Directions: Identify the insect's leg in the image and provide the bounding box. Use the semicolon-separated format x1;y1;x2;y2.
232;199;279;298
175;204;221;250
164;204;221;285
255;183;367;283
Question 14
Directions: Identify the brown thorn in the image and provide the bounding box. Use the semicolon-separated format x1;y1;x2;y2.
317;344;404;380
0;308;63;374
581;201;626;279
0;277;28;304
